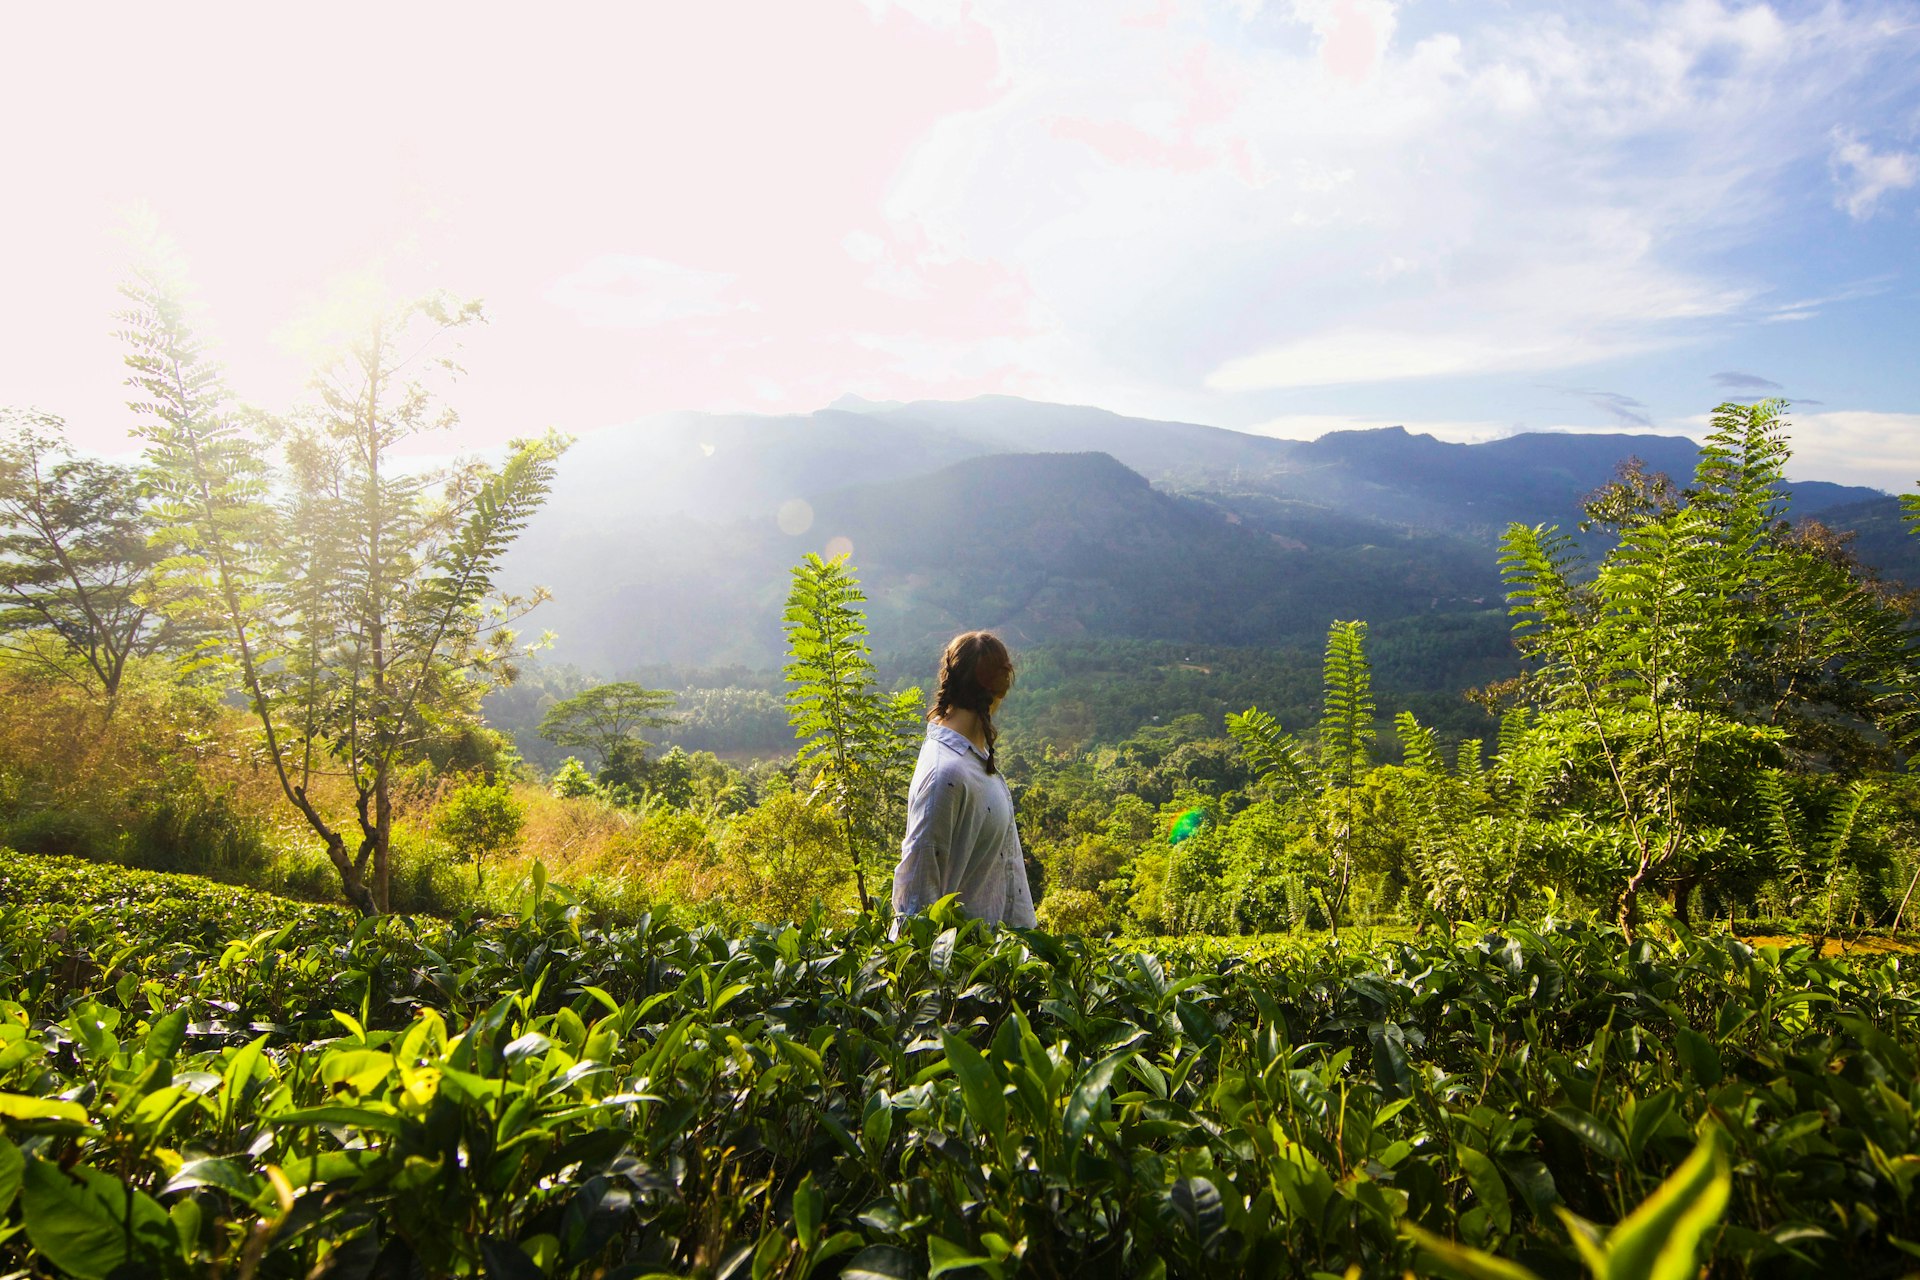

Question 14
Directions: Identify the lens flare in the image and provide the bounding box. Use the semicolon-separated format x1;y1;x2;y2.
777;498;814;536
1168;808;1207;845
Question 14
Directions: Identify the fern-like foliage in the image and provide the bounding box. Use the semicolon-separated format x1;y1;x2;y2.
1490;399;1917;934
1819;780;1875;871
783;552;921;910
1224;706;1318;797
1455;737;1484;788
1226;620;1382;933
1495;708;1533;759
399;433;565;686
1499;523;1589;705
1753;770;1878;930
1690;399;1791;537
1394;710;1441;774
121;273;275;682
1318;619;1375;788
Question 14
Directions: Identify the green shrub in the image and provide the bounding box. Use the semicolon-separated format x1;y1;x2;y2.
549;756;596;798
1034;885;1118;934
721;789;854;923
432;778;526;892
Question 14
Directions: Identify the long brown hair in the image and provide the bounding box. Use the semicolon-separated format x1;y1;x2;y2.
930;631;1013;774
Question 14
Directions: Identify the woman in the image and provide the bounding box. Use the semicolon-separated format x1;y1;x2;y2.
890;631;1036;929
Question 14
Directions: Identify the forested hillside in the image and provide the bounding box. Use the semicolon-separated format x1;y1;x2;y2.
501;395;1903;677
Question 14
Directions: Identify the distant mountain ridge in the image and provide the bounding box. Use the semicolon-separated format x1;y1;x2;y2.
502;395;1906;676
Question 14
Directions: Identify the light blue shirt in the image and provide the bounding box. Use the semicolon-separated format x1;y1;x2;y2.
891;723;1037;928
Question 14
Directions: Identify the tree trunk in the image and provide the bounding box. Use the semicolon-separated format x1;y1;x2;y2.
322;830;379;917
844;800;871;912
1615;875;1643;943
1669;871;1700;928
374;765;392;913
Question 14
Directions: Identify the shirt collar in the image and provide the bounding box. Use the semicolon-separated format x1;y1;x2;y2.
927;722;989;762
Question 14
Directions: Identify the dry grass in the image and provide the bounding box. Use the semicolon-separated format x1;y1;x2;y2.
1;664;858;927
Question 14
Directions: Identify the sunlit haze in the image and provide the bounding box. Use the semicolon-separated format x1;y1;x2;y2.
4;0;1918;488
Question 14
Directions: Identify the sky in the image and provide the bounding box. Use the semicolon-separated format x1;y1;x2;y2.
2;0;1917;490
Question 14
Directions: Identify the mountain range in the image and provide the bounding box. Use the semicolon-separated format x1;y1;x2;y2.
500;395;1905;676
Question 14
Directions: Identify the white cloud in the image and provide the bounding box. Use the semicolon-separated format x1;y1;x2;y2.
1779;410;1920;492
930;4;1920;415
842;230;886;265
1830;130;1919;219
1755;277;1893;324
545;255;744;328
1674;408;1920;491
1209;327;1639;390
877;0;1907;401
1206;249;1753;390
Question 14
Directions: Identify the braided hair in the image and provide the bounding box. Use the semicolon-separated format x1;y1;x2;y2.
930;631;1013;774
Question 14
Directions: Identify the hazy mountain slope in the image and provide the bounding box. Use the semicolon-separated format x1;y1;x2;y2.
525;395;1886;552
1802;495;1920;584
509;449;1502;673
1254;427;1880;536
862;395;1300;487
501;395;1897;678
533;406;994;526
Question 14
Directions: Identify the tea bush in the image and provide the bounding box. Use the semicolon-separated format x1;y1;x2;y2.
2;851;1918;1277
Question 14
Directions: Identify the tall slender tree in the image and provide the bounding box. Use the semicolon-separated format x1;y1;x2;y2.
128;275;567;914
1226;618;1376;935
782;553;920;911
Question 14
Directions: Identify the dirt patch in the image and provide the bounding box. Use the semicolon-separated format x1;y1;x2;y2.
1739;932;1920;957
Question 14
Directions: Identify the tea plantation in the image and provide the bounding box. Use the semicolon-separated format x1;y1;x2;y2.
3;852;1919;1278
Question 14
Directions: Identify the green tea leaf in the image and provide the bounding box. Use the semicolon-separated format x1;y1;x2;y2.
480;1236;546;1280
1170;1177;1225;1241
1674;1028;1722;1088
1547;1106;1626;1164
163;1157;259;1201
844;1244;919;1280
1400;1221;1544;1280
320;1048;395;1096
940;1030;1008;1148
1065;1050;1131;1144
794;1173;822;1251
0;1093;88;1125
219;1034;270;1131
143;1008;189;1064
268;1104;407;1134
1626;1089;1679;1161
21;1157;172;1280
65;1001;118;1060
929;1236;995;1279
1598;1130;1730;1280
0;1136;21;1215
1455;1145;1512;1236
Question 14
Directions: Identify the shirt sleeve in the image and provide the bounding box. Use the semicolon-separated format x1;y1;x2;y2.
892;762;964;919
